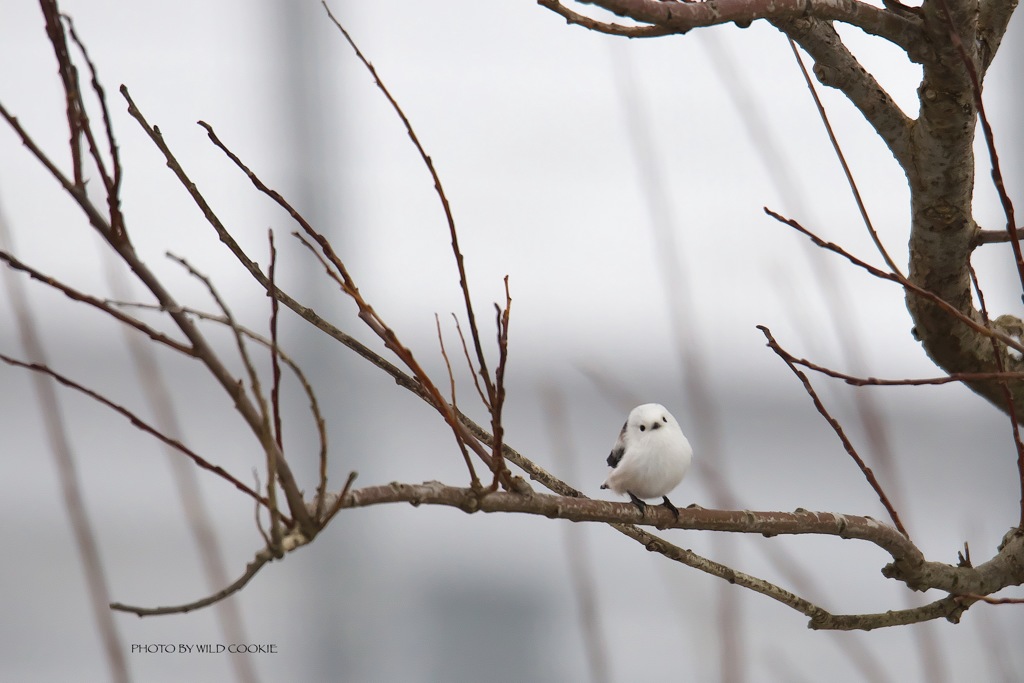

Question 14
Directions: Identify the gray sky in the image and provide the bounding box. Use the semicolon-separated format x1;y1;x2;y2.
2;2;1023;681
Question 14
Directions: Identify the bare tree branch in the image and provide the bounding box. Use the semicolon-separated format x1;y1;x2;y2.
759;326;909;537
936;0;1023;293
321;2;501;421
111;548;276;617
786;38;902;276
435;314;482;484
0;250;194;356
0;352;275;514
764;208;1024;356
550;0;923;52
330;481;1024;629
775;17;913;168
538;0;672;36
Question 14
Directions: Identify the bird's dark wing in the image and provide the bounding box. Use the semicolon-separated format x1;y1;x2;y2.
607;419;628;468
607;445;624;468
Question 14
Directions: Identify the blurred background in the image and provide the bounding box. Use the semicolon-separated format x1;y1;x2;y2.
2;1;1023;681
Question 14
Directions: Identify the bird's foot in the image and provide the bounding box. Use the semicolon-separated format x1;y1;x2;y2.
662;496;681;521
627;492;647;516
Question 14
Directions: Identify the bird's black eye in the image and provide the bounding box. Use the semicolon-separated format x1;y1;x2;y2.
639;425;646;432
662;416;668;423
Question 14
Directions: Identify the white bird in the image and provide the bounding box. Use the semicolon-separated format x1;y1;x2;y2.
601;403;692;518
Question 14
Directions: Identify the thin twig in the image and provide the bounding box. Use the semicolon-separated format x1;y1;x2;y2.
487;276;512;491
0;251;194;356
111;550;275;617
776;353;1024;387
167;252;270;431
955;594;1024;605
269;231;284;453
167;251;283;544
435;314;480;484
40;1;84;187
0;352;275;514
537;0;672;37
969;265;1024;527
61;13;126;240
266;234;285;545
321;2;498;413
786;38;901;277
253;471;271;547
111;87;316;534
105;300;329;474
758;326;909;537
764;208;1024;355
198;120;495;488
452;314;490;410
320;471;360;527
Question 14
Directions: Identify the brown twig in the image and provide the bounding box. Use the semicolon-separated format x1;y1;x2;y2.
487;276;512;491
290;231;349;292
266;233;285;546
968;265;1024;527
548;0;922;51
435;314;480;485
60;13;126;240
955;593;1024;605
197;120;497;489
0;251;194;356
773;352;1024;388
758;326;909;537
166;251;284;545
40;1;84;187
114;470;364;617
0;352;275;514
111;548;276;617
786;38;902;277
105;299;329;477
269;231;284;453
118;88;314;536
268;239;330;525
166;253;270;426
320;470;360;527
253;471;271;547
764;208;1024;356
452;314;490;410
321;3;502;431
538;0;673;37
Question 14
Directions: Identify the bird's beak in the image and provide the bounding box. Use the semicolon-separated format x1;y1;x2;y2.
651;422;661;430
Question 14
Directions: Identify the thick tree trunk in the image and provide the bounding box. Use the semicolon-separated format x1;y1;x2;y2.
905;0;1024;421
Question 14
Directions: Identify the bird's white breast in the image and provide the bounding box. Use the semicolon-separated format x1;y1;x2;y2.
604;427;692;500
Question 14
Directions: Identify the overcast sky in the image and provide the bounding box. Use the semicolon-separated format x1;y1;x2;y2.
2;2;1023;681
